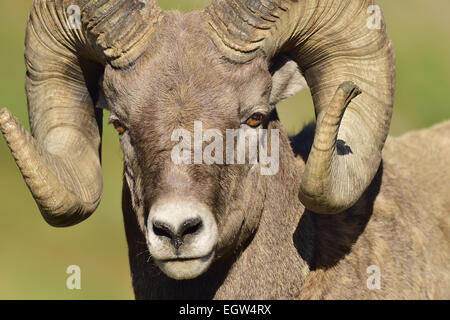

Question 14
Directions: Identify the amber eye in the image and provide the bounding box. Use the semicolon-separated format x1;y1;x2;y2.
246;113;264;128
112;120;127;134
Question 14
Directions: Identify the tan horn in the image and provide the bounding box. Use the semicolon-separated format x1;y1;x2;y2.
206;0;395;213
0;0;162;226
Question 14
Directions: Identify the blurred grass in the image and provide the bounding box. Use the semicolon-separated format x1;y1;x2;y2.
0;0;448;299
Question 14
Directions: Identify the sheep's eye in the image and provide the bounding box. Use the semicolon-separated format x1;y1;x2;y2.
246;113;264;128
112;120;127;134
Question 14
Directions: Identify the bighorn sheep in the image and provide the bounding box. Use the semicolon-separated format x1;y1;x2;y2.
0;0;449;299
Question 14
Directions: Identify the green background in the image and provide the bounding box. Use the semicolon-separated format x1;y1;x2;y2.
0;0;448;299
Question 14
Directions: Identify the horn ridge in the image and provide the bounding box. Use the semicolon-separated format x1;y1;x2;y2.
205;0;395;213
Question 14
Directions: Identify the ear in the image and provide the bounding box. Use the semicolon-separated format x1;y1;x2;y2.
269;54;308;105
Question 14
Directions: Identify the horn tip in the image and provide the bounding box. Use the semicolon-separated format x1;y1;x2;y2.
339;81;361;95
0;107;15;135
0;107;11;122
0;108;27;145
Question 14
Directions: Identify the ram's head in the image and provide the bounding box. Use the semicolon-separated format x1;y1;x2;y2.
0;0;394;280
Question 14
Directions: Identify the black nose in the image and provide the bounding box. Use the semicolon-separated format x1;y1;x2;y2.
152;217;203;250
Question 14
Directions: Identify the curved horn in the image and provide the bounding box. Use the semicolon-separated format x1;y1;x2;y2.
206;0;395;213
0;0;162;227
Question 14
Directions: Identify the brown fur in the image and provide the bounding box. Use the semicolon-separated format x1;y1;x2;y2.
101;11;450;299
122;119;450;299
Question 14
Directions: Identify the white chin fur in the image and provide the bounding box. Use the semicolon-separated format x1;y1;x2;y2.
155;250;215;280
147;196;218;279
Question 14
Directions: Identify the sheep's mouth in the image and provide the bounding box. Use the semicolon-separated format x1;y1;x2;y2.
161;250;214;262
154;250;215;280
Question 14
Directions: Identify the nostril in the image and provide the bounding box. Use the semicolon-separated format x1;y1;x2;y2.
152;221;174;240
180;218;203;238
151;218;203;250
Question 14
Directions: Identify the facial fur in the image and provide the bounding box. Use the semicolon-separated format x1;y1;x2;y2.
102;11;275;279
